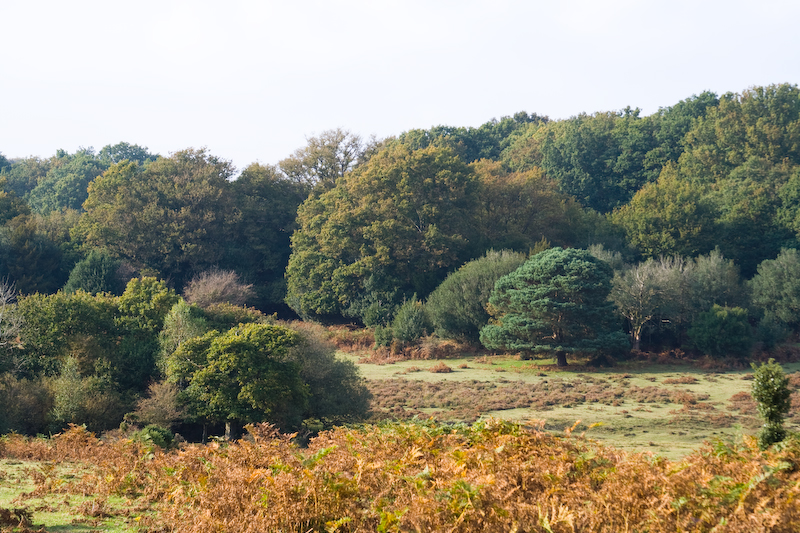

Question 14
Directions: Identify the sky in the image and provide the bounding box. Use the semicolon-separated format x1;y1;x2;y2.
2;0;799;171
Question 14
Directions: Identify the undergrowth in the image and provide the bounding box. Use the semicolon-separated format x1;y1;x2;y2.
2;423;800;532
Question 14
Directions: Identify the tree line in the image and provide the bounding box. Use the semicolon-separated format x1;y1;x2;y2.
2;83;800;435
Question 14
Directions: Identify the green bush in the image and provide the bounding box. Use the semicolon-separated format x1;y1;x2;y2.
373;325;394;348
137;424;174;449
425;250;526;342
751;359;791;449
687;305;753;358
391;297;430;345
63;249;127;296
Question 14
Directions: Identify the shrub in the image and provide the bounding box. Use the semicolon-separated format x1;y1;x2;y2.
183;269;254;309
373;325;393;348
688;305;753;358
425;249;526;342
751;359;791;449
63;249;128;296
137;424;174;449
391;297;430;345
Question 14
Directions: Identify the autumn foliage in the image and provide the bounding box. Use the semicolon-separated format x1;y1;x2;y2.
3;422;800;532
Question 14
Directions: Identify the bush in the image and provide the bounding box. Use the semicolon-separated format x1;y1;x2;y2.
751;359;791;449
688;305;753;358
63;249;128;296
425;250;526;342
285;321;372;429
183;269;254;309
391;297;430;345
373;325;394;348
130;380;185;429
137;424;174;449
0;375;52;435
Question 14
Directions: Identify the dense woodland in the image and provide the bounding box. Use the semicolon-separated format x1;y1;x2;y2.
2;83;800;436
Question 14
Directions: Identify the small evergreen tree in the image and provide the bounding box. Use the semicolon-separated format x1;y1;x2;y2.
751;359;792;449
480;248;629;366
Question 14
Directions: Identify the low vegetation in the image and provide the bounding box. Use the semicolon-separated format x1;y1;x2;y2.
3;422;800;532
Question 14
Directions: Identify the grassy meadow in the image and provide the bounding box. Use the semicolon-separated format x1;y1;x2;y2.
351;351;800;460
2;339;800;532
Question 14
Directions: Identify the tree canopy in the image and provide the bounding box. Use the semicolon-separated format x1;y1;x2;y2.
480;247;628;366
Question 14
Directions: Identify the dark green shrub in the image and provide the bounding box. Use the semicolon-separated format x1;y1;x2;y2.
137;424;174;449
391;297;430;345
426;250;526;342
373;325;394;348
63;249;128;296
751;359;791;449
687;305;753;358
755;313;789;351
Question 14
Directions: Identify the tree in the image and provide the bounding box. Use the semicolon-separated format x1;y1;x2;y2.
610;259;669;351
26;149;107;214
225;163;307;311
688;305;752;359
77;149;236;288
425;249;527;342
279;128;367;190
611;164;718;258
480;248;629;366
470;159;597;251
63;249;128;296
285;144;480;321
749;248;800;331
751;359;791;449
170;323;308;437
98;142;158;165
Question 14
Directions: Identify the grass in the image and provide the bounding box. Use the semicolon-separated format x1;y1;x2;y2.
347;352;800;460
0;458;150;532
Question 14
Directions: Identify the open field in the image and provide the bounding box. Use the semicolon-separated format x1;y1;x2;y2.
350;353;800;460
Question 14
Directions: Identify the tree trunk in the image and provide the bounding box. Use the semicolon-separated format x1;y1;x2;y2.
202;423;207;444
632;330;641;351
556;350;568;367
225;421;239;441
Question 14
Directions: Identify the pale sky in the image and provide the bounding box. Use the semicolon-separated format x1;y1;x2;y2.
2;0;799;171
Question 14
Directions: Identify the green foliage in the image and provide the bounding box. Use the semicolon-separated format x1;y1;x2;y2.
278;128;367;190
0;214;67;294
425;249;526;342
174;323;309;430
98;141;157;165
225;163;308;310
0;374;51;435
749;248;800;330
611;164;718;258
687;305;752;358
285;322;371;427
118;277;179;331
373;325;394;348
751;359;791;449
26;149;108;214
286;143;480;320
390;297;430;345
77;150;236;288
480;248;629;365
136;424;174;449
158;300;209;370
470;159;599;251
48;357;130;433
63;248;127;295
